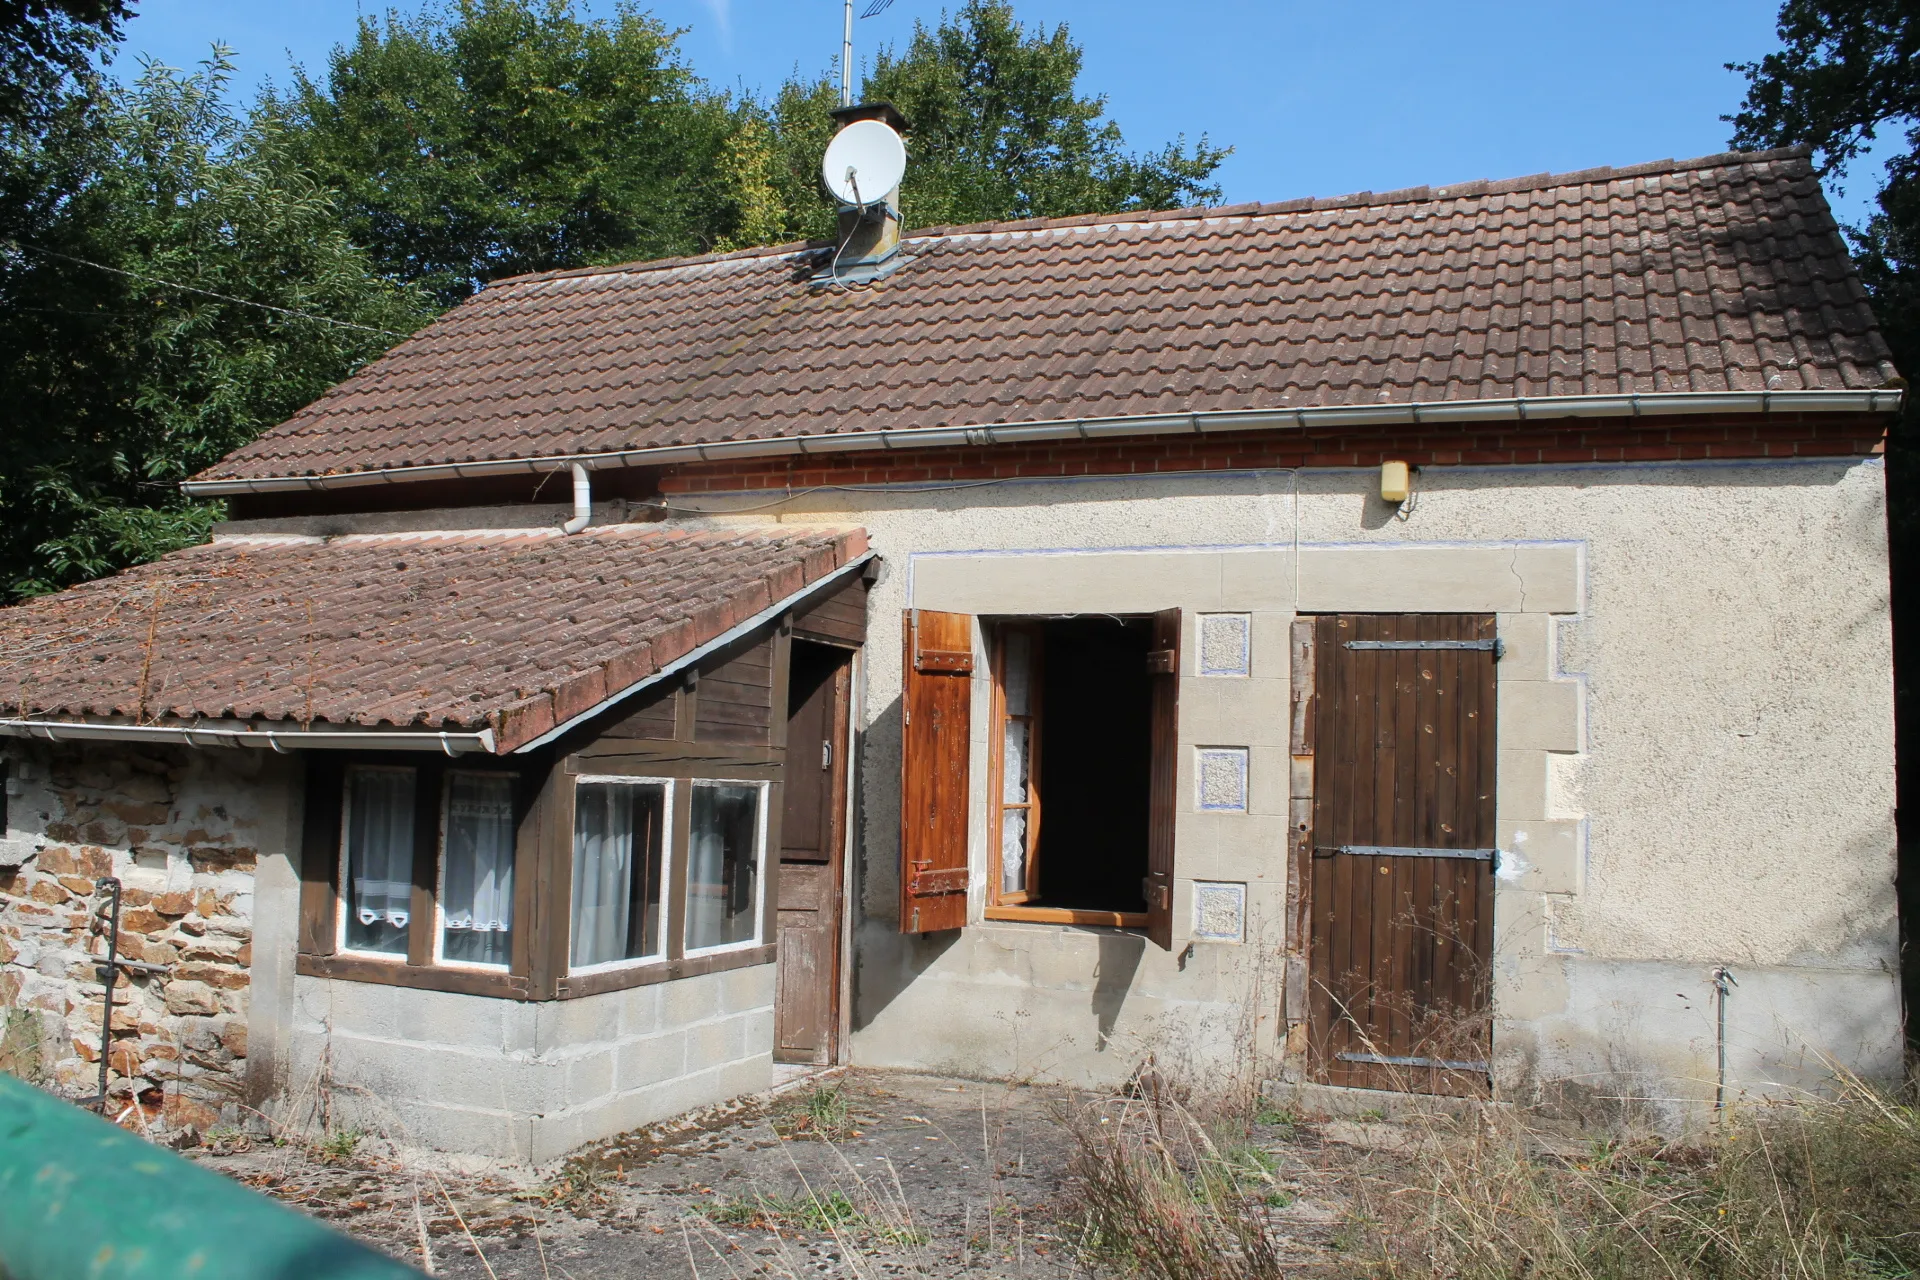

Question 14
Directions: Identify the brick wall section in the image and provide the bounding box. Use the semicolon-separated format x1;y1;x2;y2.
1;742;262;1137
658;414;1888;494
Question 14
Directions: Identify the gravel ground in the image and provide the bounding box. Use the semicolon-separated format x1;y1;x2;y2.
190;1069;1368;1278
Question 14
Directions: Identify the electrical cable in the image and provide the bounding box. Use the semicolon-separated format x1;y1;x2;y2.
4;239;417;338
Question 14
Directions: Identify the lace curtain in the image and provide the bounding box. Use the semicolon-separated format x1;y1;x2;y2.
344;768;415;955
441;774;515;967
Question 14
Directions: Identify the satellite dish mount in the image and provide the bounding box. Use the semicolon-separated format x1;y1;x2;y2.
818;105;909;282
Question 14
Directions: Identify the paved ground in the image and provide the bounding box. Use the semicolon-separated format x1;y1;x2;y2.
191;1070;1365;1278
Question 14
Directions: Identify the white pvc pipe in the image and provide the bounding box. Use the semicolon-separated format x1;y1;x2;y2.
561;462;591;534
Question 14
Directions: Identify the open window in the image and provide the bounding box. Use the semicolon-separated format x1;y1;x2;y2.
899;606;1179;946
986;616;1177;933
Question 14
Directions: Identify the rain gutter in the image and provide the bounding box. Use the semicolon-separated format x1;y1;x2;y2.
0;719;496;755
179;388;1907;498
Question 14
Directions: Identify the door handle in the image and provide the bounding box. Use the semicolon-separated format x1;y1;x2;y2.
822;740;832;770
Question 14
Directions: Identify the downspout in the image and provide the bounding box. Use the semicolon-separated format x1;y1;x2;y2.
561;462;591;535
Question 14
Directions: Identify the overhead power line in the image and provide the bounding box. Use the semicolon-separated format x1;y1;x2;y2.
3;240;417;339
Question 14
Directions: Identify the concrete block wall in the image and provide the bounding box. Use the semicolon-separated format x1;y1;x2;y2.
287;964;775;1163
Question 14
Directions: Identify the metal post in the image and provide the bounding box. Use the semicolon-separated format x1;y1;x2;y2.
1711;964;1737;1112
92;875;122;1112
841;0;855;106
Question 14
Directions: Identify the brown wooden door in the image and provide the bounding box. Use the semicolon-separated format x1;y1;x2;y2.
1308;614;1496;1095
775;643;852;1065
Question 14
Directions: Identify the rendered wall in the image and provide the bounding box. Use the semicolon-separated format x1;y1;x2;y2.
691;458;1900;1116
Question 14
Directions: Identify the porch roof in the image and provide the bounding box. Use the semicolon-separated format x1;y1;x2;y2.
0;524;868;754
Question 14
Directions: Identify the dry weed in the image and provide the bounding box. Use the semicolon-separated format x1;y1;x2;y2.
1344;1069;1920;1280
1060;1089;1286;1280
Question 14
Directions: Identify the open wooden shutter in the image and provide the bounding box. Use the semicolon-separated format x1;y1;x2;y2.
1144;607;1181;950
900;609;973;933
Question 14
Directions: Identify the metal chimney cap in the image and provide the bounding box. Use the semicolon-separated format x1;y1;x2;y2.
830;101;908;133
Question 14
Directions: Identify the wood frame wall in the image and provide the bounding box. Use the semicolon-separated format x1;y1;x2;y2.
295;618;807;1002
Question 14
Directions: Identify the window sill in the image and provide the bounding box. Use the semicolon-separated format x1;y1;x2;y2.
557;943;777;999
984;906;1148;929
297;951;530;999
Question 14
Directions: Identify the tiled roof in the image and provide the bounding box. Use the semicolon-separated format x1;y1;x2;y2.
0;525;868;752
195;146;1899;487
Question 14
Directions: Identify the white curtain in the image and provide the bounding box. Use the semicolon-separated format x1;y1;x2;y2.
346;768;415;955
687;783;760;951
572;781;672;968
441;774;515;967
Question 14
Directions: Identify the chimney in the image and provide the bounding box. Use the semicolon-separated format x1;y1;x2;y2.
818;102;908;283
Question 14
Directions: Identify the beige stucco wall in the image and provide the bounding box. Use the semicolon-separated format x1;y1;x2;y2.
691;457;1901;1114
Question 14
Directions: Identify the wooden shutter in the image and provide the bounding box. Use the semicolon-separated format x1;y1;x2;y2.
900;609;973;933
1144;607;1181;950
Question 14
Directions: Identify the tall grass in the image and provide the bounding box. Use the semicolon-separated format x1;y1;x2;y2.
1348;1072;1920;1280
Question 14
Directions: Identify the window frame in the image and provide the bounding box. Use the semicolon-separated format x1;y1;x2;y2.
982;617;1152;931
432;768;521;974
335;763;423;964
566;773;676;978
681;777;772;959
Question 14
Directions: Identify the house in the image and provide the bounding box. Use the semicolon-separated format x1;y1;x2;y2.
0;135;1905;1160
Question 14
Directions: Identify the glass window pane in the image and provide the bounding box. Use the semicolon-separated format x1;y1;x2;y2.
344;768;415;956
999;809;1028;895
1001;720;1030;804
686;783;762;952
571;780;667;969
1002;630;1033;716
441;774;515;968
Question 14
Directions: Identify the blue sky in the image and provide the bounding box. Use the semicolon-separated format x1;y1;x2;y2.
117;0;1901;230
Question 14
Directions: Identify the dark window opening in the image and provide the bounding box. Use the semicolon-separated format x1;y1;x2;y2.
991;616;1152;919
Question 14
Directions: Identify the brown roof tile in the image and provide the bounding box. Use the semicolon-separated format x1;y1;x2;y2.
0;524;867;752
197;147;1897;485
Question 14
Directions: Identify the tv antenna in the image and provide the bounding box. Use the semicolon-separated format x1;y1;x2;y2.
842;0;895;107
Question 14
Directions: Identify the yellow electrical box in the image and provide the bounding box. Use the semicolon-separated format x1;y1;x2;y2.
1380;460;1411;504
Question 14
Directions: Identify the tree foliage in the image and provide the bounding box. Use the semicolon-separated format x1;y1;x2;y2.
0;55;432;599
741;0;1228;246
0;0;130;125
263;0;752;307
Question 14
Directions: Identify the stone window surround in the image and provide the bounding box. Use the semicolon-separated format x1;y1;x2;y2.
907;540;1588;1010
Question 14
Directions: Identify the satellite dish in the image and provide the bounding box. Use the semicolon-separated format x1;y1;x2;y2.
821;119;906;206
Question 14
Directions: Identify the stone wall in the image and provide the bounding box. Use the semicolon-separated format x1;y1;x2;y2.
0;741;284;1138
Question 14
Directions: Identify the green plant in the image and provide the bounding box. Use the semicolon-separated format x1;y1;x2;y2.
1252;1103;1298;1137
312;1127;363;1164
775;1085;854;1140
700;1190;926;1243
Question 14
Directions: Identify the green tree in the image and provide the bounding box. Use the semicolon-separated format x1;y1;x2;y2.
0;0;131;125
753;0;1229;244
264;0;753;307
0;53;432;599
1728;0;1919;1035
